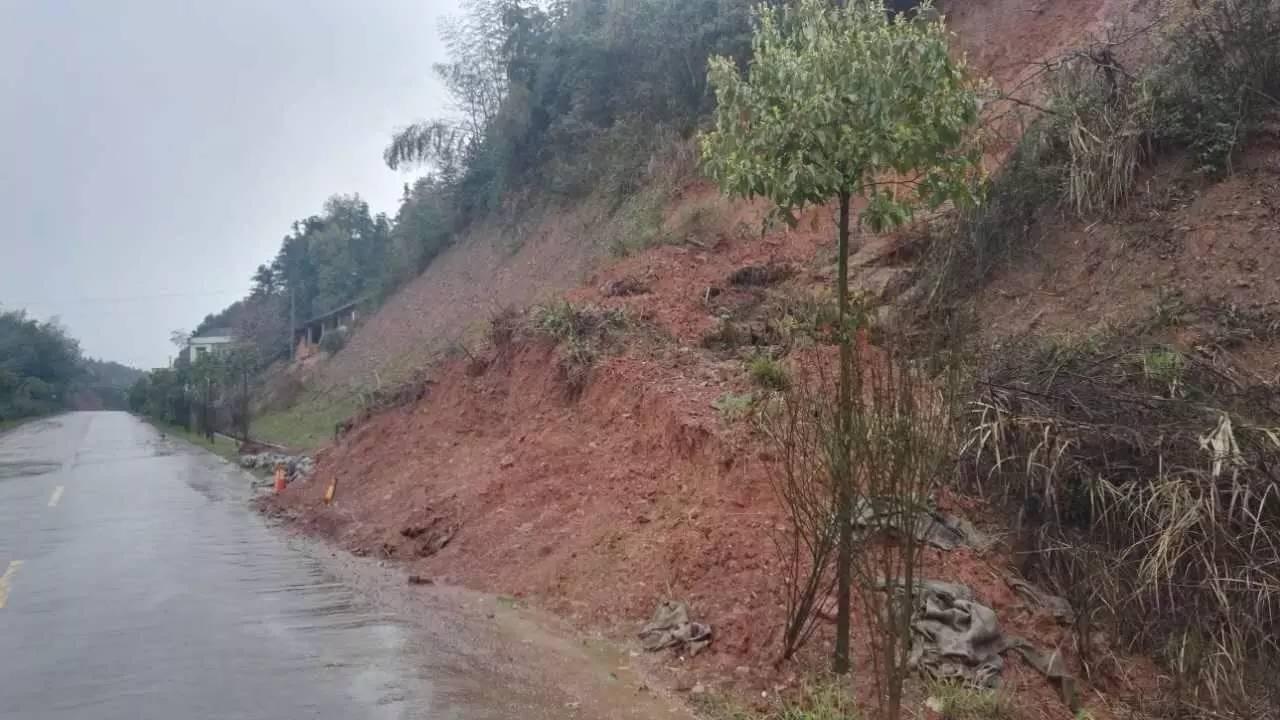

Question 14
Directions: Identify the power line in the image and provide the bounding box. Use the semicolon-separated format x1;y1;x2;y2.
3;289;245;307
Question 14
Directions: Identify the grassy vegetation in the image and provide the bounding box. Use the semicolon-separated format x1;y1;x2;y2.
0;416;36;435
748;355;790;391
251;391;359;451
692;679;858;720
924;681;1014;720
530;301;630;396
148;419;241;462
604;183;674;258
713;392;755;423
924;0;1280;312
967;300;1280;716
774;681;859;720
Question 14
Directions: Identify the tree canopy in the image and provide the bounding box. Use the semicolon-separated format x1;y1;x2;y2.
700;0;980;231
0;310;83;420
0;310;144;419
385;0;762;213
190;0;769;372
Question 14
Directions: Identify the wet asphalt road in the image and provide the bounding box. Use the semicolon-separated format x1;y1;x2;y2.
0;412;684;720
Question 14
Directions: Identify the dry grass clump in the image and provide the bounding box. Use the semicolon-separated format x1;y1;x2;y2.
965;307;1280;717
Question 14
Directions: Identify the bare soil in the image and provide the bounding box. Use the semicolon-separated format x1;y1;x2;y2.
267;2;1213;717
976;123;1280;347
272;335;1124;718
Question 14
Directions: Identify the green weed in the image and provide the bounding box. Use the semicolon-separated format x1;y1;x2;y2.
713;392;756;423
1141;347;1185;389
530;301;628;397
748;355;791;391
776;680;859;720
924;681;1014;720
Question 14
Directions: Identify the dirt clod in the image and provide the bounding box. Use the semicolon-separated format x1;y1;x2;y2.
602;276;650;297
727;263;793;287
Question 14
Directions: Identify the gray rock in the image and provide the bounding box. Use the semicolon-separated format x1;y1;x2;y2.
237;451;316;483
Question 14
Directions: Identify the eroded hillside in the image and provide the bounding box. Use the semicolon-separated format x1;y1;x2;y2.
266;1;1280;719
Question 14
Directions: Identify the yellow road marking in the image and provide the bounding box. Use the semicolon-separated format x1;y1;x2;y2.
48;485;64;508
0;560;24;609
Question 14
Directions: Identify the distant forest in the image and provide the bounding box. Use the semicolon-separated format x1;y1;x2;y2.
0;309;142;421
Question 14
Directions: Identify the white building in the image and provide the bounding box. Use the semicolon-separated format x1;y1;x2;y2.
188;328;235;360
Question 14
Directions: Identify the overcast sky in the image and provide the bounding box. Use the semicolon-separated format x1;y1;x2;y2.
1;0;462;369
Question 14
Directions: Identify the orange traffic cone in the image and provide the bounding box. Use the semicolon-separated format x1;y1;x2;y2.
273;465;287;494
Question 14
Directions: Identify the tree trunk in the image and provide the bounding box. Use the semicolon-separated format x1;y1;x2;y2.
833;189;854;675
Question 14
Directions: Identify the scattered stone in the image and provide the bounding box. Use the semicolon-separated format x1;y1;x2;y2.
690;683;707;696
407;575;434;586
239;451;316;483
499;455;515;469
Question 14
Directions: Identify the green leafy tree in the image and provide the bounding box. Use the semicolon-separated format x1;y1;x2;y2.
223;346;259;439
250;264;278;298
0;310;84;420
385;0;759;210
700;0;979;677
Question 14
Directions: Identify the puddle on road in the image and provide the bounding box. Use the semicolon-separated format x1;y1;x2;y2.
0;461;61;480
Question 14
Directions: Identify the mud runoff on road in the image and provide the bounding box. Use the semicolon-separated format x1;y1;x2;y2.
0;412;687;720
267;510;692;720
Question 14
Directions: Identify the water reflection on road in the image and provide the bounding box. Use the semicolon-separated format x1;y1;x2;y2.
0;412;685;720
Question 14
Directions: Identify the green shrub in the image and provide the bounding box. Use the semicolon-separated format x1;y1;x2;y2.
748;355;790;391
530;301;628;397
921;121;1063;306
1151;0;1280;175
1141;346;1185;390
531;301;625;346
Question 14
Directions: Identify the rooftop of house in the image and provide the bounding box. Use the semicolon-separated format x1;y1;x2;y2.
300;297;367;328
190;328;235;343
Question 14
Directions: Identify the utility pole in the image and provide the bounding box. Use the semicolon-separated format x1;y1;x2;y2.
289;288;296;361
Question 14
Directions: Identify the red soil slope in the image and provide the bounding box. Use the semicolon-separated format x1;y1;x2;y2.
978;122;1280;346
272;1;1179;716
276;341;1111;717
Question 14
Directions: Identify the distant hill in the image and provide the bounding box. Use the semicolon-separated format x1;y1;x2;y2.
81;357;144;389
